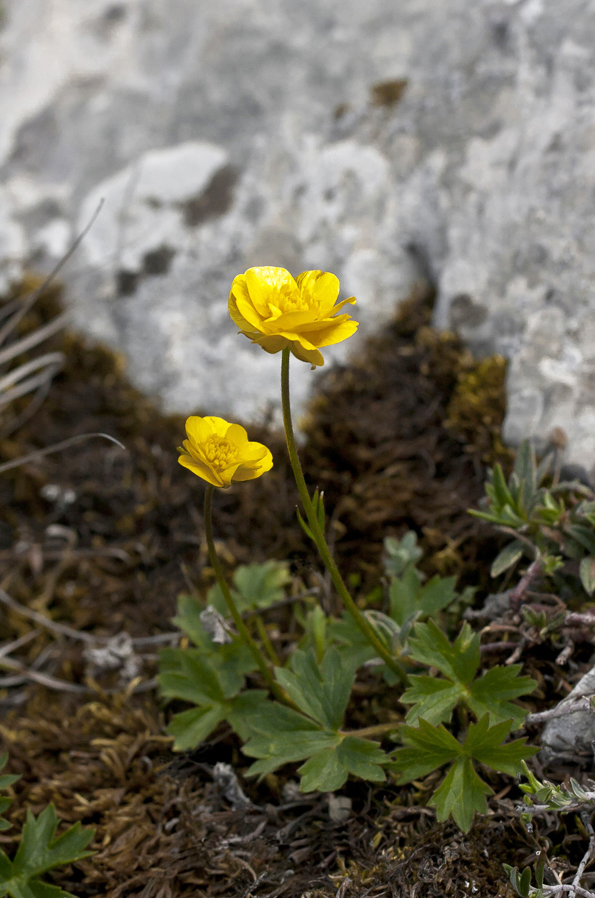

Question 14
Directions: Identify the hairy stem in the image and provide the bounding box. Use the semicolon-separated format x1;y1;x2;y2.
280;348;406;683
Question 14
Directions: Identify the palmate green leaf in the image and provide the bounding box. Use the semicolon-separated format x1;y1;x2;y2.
407;620;480;686
402;621;535;729
159;651;226;705
0;805;94;898
402;676;465;726
173;593;212;648
276;647;354;730
467;666;537;729
170;593;257;695
13;808;94;877
431;758;493;832
242;701;389;792
299;738;387;792
388;567;422;627
391;716;537;831
160;632;256;699
242;702;335;774
390;718;462;780
389;568;457;628
28;883;70;898
167;690;268;751
208;561;291;615
233;560;291;610
166;706;228;751
464;715;538;774
159;647;265;750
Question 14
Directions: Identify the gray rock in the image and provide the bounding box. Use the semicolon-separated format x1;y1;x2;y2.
2;0;595;463
542;665;595;754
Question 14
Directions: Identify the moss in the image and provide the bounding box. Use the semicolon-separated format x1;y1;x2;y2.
445;354;513;467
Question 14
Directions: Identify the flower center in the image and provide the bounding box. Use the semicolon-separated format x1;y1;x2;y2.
203;435;238;469
269;284;312;316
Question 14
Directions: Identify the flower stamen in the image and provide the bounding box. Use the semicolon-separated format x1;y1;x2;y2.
203;435;238;469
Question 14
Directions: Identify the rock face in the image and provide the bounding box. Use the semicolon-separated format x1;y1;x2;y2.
2;0;595;464
541;665;595;754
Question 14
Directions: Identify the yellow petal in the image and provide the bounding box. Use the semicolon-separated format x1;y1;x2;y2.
331;295;357;315
235;295;267;332
218;462;242;486
289;342;324;367
284;331;318;351
284;313;353;334
225;422;249;449
314;319;359;347
181;438;207;465
201;416;231;438
246;267;297;313
229;276;259;332
232;446;274;481
233;270;269;318
252;334;291;354
296;270;340;316
178;453;223;487
263;309;318;332
240;440;269;462
185;416;212;446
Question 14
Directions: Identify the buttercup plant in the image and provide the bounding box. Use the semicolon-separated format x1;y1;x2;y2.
160;266;538;832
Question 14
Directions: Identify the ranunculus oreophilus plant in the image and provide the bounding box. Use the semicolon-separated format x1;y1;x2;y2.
228;266;358;367
177;415;273;488
165;265;538;833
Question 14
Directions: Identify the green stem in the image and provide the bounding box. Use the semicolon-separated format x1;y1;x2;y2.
280;348;407;684
341;721;400;740
254;614;281;666
203;485;288;703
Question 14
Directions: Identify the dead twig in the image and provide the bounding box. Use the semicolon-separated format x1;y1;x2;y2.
0;654;88;693
509;558;543;611
525;696;595;726
0;629;41;658
572;812;595;896
0;585;97;643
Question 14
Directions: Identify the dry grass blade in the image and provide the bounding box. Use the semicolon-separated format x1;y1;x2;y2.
0;201;103;436
0;431;126;475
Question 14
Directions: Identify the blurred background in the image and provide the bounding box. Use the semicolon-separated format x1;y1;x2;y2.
1;0;595;471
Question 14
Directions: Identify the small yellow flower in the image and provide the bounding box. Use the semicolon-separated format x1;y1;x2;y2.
229;267;358;367
178;416;273;488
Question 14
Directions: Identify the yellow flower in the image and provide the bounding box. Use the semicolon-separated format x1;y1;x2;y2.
178;416;273;488
228;267;358;367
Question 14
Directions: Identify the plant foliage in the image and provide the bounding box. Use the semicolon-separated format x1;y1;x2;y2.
160;527;538;830
0;756;94;898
